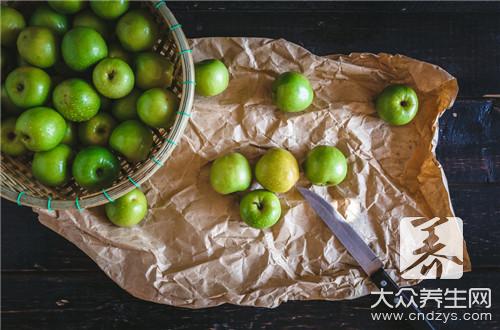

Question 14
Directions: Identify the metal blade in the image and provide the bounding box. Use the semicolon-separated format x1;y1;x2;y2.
298;187;383;276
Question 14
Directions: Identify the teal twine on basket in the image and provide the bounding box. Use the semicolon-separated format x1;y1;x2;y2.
179;49;192;55
102;189;114;203
16;191;25;206
154;0;165;9
165;138;177;145
127;176;141;188
182;80;195;85
150;156;164;167
169;23;182;31
75;196;82;211
47;197;52;211
176;111;191;117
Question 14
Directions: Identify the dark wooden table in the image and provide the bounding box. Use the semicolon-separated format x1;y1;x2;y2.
2;2;500;329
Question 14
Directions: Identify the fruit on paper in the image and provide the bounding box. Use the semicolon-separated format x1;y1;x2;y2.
32;144;73;186
135;52;174;89
116;10;158;52
62;27;108;71
1;6;26;47
53;78;101;122
72;146;119;190
109;120;153;163
17;26;58;68
78;113;117;146
195;59;229;97
272;71;314;112
210;152;252;195
1;117;27;156
303;145;347;186
105;188;148;227
5;66;51;108
92;58;134;99
375;84;419;126
15;107;66;152
240;190;281;229
255;148;299;193
137;88;178;129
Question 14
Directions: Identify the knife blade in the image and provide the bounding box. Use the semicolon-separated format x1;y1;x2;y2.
297;187;383;276
297;187;436;330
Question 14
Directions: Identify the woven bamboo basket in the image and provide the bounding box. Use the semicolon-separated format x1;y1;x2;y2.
1;0;195;210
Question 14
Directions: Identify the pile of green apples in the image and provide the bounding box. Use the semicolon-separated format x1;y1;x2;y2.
203;57;419;230
0;1;182;227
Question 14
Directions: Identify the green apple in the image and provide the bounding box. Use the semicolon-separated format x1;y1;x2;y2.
62;27;108;71
90;0;129;20
137;88;178;129
210;152;252;195
61;121;77;145
109;120;153;163
53;78;101;122
116;10;158;52
111;89;140;121
29;5;69;35
272;71;314;112
105;188;148;227
72;10;108;39
240;190;281;229
108;43;131;64
194;59;229;97
135;52;173;89
1;117;27;156
1;47;15;82
17;26;58;68
78;112;116;146
1;85;21;115
15;107;66;152
303;145;347;186
1;6;26;47
375;84;419;126
92;58;134;99
255;148;299;193
48;0;85;15
32;144;73;187
72;146;119;190
5;66;51;108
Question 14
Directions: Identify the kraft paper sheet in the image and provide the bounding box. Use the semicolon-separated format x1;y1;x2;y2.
36;37;471;308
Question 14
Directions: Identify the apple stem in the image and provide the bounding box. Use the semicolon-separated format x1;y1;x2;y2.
253;202;264;211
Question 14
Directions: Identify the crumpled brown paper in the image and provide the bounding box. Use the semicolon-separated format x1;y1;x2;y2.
36;37;471;308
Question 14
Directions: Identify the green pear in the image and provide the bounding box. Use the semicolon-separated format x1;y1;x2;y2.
255;148;299;193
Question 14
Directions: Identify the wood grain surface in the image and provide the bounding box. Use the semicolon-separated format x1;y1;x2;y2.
2;2;499;329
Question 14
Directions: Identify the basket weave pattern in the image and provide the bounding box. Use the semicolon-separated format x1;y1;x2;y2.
1;1;195;210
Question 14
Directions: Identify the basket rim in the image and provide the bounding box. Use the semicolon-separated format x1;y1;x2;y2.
1;0;195;211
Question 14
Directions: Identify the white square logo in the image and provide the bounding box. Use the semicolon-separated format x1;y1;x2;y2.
400;217;463;280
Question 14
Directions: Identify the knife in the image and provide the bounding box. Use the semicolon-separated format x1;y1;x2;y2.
297;187;436;330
